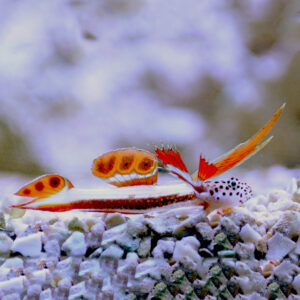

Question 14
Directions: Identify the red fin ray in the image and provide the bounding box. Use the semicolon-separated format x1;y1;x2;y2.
198;155;218;181
154;147;189;173
155;147;199;189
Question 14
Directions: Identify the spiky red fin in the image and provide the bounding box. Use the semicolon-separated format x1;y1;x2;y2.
198;155;218;181
154;148;189;173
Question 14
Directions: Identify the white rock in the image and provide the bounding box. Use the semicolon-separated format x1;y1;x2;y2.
293;274;300;294
44;239;60;256
152;239;175;258
127;217;147;236
54;257;75;278
0;257;23;269
79;260;100;278
125;252;139;267
0;267;10;281
274;260;300;283
91;222;105;236
58;278;72;291
11;232;43;257
127;277;155;293
243;292;267;300
266;232;296;261
234;272;265;294
0;276;25;294
39;288;52;300
234;242;255;259
30;269;50;285
68;281;86;300
101;223;127;247
62;231;86;256
220;217;239;233
235;261;252;275
0;233;13;254
135;259;170;280
240;224;262;244
294;236;300;255
2;293;21;300
117;252;139;274
173;236;201;270
101;244;124;259
27;284;42;296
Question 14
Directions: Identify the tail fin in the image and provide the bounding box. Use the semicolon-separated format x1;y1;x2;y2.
193;103;285;181
13;174;73;207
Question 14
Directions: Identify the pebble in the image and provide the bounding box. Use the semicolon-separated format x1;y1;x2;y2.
104;213;126;229
101;244;124;259
68;281;87;300
62;231;87;256
293;274;300;294
173;236;201;270
239;224;262;244
79;260;100;279
266;232;296;261
11;232;43;257
135;259;170;280
44;239;60;256
0;276;25;295
152;239;175;259
39;288;52;300
137;236;151;258
1;257;23;270
68;217;89;233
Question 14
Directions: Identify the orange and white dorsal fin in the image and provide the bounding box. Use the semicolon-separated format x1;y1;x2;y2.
155;147;196;188
14;174;73;200
192;103;285;181
92;148;158;187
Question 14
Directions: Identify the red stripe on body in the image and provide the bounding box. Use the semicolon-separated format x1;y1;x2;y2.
19;193;196;213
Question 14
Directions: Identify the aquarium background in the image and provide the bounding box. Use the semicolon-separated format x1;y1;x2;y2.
0;0;299;187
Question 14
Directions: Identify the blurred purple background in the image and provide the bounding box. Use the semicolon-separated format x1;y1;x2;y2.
0;0;299;187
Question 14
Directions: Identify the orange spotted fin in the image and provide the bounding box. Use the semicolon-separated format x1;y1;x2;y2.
15;174;74;200
193;103;285;181
92;148;158;187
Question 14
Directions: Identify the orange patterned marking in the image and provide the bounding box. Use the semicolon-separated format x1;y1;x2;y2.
15;174;73;200
92;148;158;187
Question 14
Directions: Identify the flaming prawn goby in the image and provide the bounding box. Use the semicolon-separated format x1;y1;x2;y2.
12;104;285;213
